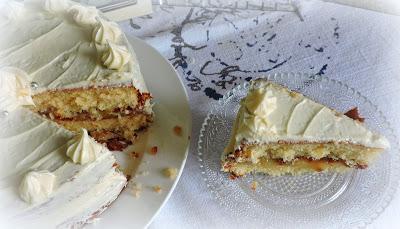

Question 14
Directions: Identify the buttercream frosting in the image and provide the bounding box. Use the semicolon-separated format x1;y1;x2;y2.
0;0;149;94
101;41;131;70
92;19;122;46
68;4;98;27
224;80;390;155
19;170;56;204
66;128;103;165
44;0;68;14
0;108;126;228
0;1;25;21
0;67;35;113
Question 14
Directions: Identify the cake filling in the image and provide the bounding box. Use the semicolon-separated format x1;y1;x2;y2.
31;86;153;150
228;141;381;167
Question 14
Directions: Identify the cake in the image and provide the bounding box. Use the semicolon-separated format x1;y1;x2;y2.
0;0;153;151
0;108;127;228
222;79;390;177
0;0;153;226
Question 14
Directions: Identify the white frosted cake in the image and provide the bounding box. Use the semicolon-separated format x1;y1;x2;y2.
222;79;390;176
0;0;153;151
0;0;155;227
0;110;126;227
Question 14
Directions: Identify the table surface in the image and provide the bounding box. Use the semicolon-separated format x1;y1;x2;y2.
118;1;400;228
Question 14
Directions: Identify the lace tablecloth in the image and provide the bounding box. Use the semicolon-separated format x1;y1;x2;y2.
119;1;400;228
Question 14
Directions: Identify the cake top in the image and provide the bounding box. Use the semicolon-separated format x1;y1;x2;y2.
0;0;148;95
225;79;390;152
0;107;126;227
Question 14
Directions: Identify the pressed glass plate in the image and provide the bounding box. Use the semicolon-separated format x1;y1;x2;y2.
197;73;400;228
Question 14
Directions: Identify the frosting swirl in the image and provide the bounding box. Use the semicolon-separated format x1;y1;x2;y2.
0;67;35;113
101;41;131;70
44;0;68;13
92;19;122;45
19;170;56;204
68;4;98;27
66;129;103;165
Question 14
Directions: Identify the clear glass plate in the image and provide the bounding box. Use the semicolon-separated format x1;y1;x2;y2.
197;73;400;228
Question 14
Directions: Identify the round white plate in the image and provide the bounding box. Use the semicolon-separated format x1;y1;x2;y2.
89;36;191;228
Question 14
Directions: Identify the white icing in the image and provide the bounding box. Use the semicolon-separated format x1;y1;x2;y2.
92;19;122;45
44;0;68;13
224;80;390;155
68;4;98;27
1;1;25;20
0;0;149;93
101;41;131;70
19;170;56;204
66;129;103;165
0;67;35;113
0;108;126;228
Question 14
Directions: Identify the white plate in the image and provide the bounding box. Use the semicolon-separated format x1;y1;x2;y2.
88;36;191;228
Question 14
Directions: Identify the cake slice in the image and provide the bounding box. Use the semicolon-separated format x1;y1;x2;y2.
222;79;390;177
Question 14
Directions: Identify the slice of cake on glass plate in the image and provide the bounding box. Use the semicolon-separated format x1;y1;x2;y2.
0;0;153;151
222;79;390;177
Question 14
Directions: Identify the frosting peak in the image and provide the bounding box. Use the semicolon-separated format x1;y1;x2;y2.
68;4;98;27
101;41;131;70
92;19;122;45
19;170;56;204
0;67;35;113
66;129;103;164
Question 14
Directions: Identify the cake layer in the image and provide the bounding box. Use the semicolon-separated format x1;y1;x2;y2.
222;157;353;176
57;113;153;150
231;142;381;167
32;86;152;120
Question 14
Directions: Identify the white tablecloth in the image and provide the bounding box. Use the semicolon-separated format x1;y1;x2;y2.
119;1;400;228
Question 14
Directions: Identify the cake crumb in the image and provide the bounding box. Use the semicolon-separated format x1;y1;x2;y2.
129;151;141;159
173;126;182;136
130;182;142;198
162;167;178;180
149;146;158;155
153;185;162;194
229;174;238;180
250;181;258;191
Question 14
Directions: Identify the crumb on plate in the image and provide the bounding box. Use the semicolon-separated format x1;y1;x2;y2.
153;185;162;194
128;181;142;198
173;125;182;136
251;181;258;191
163;167;178;180
149;146;158;155
129;151;141;159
